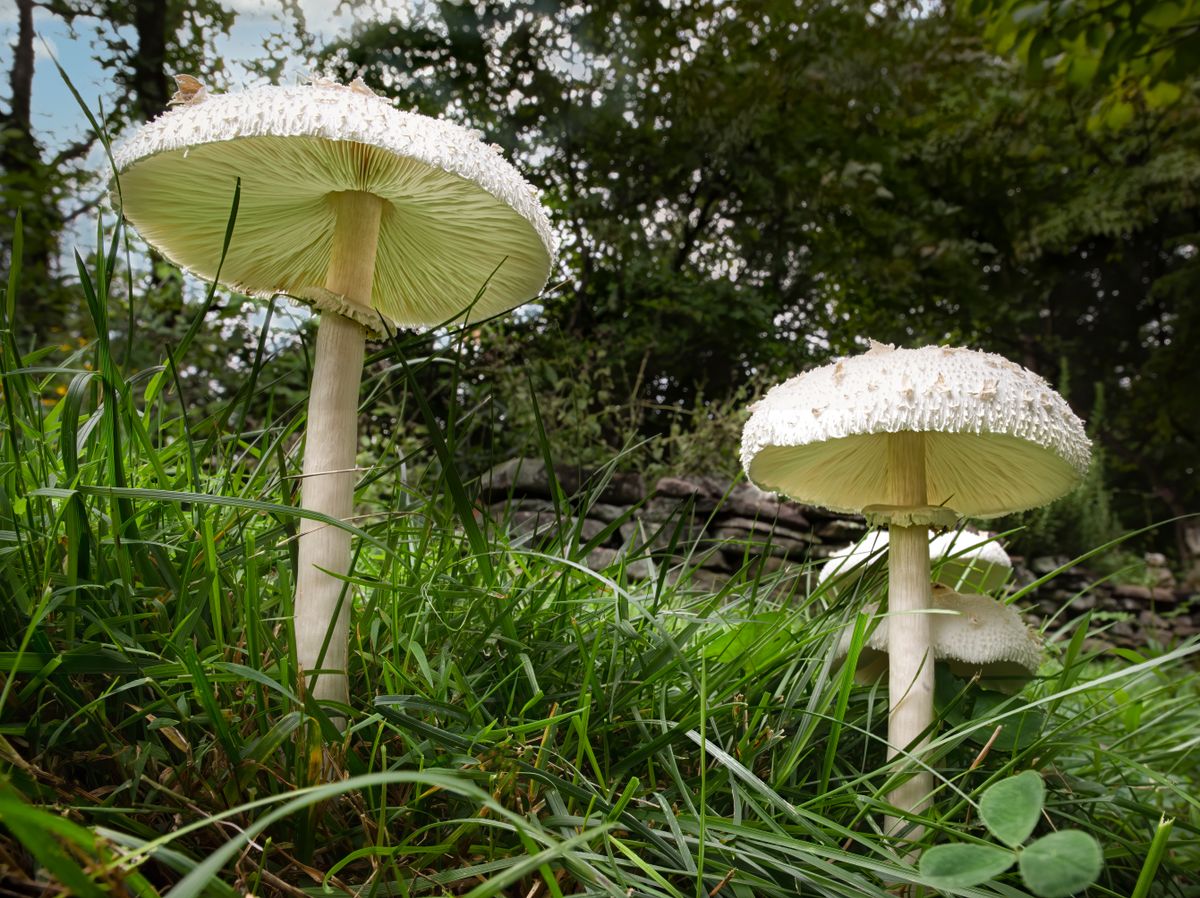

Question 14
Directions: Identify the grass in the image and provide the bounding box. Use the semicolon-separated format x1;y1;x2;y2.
1;214;1199;897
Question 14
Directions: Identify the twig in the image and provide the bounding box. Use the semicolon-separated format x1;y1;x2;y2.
708;868;736;897
969;725;1003;770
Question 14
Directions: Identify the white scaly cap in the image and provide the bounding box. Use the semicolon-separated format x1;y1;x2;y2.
818;529;1012;595
742;341;1091;518
113;80;556;333
834;585;1043;692
930;530;1012;594
816;530;890;591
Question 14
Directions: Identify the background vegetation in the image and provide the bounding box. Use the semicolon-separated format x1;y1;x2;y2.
4;0;1199;559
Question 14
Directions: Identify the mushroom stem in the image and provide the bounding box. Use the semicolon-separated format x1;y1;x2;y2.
885;431;934;836
294;190;384;719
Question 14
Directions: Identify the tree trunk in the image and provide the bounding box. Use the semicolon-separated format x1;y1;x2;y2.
131;0;170;122
1;0;67;346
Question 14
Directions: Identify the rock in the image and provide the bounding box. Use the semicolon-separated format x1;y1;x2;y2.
493;509;606;545
488;498;555;520
586;547;620;571
585;502;632;524
808;544;842;559
724;482;811;530
481;457;643;504
1072;594;1097;611
1113;584;1153;603
591;471;646;505
585;547;652;580
577;517;610;542
655;476;719;499
711;516;810;542
667;567;727;593
1144;552;1176;589
697;548;733;572
1032;555;1070;575
481;457;578;500
641;496;707;522
505;508;564;539
1110;620;1135;640
623;518;706;554
750;554;805;576
651;478;723;513
815;518;867;542
714;528;809;560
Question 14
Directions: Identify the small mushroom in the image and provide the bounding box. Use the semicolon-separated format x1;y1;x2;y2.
829;532;1040;694
742;342;1089;830
818;528;1012;597
834;587;1042;693
114;81;555;719
928;529;1011;595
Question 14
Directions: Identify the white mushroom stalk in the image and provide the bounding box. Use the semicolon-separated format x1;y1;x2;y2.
114;80;555;720
742;341;1089;834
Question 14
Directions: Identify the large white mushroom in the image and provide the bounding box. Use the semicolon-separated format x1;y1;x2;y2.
114;79;555;719
742;341;1089;831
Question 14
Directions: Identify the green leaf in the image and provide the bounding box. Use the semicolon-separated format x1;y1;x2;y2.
0;781;110;898
1142;2;1182;30
1066;54;1099;88
1132;817;1174;898
1019;830;1103;897
980;770;1045;847
1012;1;1050;25
1144;80;1182;109
1104;99;1135;130
920;843;1015;888
968;692;1046;750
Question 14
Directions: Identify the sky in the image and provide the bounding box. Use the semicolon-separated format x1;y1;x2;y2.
0;0;416;271
0;0;405;155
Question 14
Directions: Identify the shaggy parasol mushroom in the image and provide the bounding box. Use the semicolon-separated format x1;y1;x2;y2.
114;79;555;717
818;529;1011;597
827;531;1041;693
741;341;1089;830
833;586;1042;693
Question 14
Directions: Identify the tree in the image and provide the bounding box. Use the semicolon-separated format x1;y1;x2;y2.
960;0;1200;130
0;0;236;346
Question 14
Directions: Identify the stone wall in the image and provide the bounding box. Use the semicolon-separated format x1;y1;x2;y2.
479;458;1199;649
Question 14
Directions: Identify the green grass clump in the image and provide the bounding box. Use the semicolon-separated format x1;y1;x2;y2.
2;218;1198;896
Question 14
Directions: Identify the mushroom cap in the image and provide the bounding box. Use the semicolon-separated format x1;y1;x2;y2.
817;529;1012;596
930;530;1012;594
113;82;555;332
816;530;890;592
834;586;1043;692
741;342;1091;518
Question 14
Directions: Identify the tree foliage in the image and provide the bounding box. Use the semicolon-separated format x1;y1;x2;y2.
0;0;236;346
961;0;1200;130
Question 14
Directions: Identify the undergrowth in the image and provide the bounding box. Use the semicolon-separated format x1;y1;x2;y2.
1;216;1198;896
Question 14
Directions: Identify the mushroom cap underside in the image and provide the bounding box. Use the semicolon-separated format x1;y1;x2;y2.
114;85;555;330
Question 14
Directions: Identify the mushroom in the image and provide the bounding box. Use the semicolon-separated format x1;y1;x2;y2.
834;587;1042;691
827;532;1041;693
741;341;1089;829
816;529;891;596
819;529;1012;597
114;80;555;717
